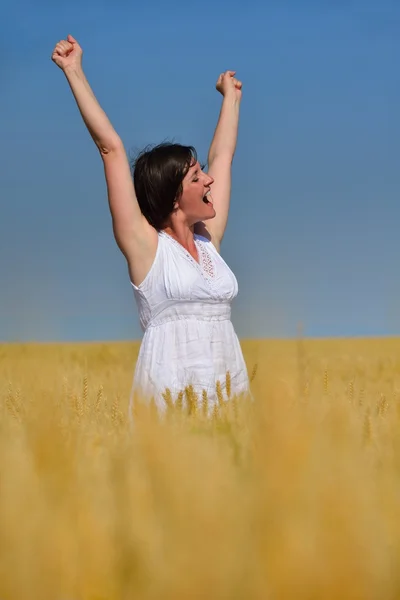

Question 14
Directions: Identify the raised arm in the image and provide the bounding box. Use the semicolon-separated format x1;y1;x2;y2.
51;35;157;285
201;71;242;250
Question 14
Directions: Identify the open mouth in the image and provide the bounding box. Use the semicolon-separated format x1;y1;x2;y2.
203;191;213;204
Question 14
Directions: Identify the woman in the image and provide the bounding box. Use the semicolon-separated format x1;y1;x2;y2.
51;35;250;413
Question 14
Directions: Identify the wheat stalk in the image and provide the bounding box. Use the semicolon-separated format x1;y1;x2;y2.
201;390;209;418
377;394;388;417
162;388;174;413
363;408;372;444
5;383;19;420
250;363;258;383
112;394;120;425
82;376;89;412
348;380;354;404
216;381;224;408
95;385;103;412
226;371;232;400
323;368;329;395
176;391;183;413
185;385;198;417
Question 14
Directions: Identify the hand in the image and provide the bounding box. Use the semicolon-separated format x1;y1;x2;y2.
51;34;83;72
216;70;242;101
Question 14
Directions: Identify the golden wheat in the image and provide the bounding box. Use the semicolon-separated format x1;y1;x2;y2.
1;338;400;598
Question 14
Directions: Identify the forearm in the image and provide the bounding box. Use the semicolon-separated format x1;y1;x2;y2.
208;94;240;164
64;66;121;154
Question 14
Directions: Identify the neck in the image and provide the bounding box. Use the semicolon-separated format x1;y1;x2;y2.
162;222;196;249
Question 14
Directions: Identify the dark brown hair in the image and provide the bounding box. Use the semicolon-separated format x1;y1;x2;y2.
131;142;197;230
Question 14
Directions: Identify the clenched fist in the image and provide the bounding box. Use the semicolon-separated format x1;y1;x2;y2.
51;34;83;71
216;71;242;101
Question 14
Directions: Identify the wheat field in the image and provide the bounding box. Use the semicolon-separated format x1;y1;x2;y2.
2;337;400;599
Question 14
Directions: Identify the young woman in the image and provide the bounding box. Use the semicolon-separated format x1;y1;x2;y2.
51;35;250;412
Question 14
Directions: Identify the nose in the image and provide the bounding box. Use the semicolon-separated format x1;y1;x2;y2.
205;173;214;187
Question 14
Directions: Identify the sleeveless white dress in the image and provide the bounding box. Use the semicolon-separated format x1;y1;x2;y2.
129;231;249;412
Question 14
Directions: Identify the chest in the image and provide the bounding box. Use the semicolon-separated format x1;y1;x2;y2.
159;233;238;302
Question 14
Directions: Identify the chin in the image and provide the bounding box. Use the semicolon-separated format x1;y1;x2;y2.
206;204;216;219
203;210;216;221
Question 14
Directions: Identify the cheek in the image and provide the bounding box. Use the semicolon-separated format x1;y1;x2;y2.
181;188;200;210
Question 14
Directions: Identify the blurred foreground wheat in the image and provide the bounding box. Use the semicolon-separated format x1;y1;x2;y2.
1;338;400;599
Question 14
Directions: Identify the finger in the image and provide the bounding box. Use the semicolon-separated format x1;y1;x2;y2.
51;53;63;65
61;41;73;52
56;41;72;55
225;70;236;77
55;42;65;54
67;34;78;43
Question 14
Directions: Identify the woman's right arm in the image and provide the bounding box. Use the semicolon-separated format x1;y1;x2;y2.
51;35;157;284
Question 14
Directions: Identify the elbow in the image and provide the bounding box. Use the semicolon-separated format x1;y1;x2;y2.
99;136;124;157
208;150;234;166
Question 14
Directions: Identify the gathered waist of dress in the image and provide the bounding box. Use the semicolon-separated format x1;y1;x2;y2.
145;300;232;329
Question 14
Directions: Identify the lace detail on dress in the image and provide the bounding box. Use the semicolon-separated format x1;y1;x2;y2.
196;238;215;279
159;231;215;281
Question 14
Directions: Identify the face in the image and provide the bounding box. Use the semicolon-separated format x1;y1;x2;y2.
176;161;215;225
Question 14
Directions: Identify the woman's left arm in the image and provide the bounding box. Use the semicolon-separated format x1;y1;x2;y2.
203;71;242;250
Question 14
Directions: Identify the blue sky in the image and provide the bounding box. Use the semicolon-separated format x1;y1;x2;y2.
1;0;399;341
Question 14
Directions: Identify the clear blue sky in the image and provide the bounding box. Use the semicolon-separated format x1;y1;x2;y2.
1;0;399;342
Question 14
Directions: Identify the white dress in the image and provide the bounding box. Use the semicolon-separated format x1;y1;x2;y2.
129;231;249;413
